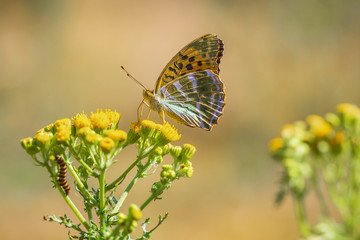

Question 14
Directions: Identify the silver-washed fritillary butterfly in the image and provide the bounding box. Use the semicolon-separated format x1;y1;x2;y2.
140;34;225;131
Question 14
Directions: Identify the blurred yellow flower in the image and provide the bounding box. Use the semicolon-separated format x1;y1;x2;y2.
330;131;344;146
306;115;332;138
269;137;284;152
336;103;360;118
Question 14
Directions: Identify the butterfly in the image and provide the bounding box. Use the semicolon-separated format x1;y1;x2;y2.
139;34;225;131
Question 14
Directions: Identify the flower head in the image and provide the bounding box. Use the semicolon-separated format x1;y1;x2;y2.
100;137;115;151
105;109;121;125
158;122;181;144
73;113;91;129
104;129;127;142
140;120;161;138
90;109;110;129
55;118;72;142
34;130;53;145
85;132;102;143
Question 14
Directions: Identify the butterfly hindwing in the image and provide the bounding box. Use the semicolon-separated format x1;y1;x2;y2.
157;70;225;130
155;34;224;93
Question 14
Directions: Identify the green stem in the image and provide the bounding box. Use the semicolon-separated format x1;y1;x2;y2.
106;146;156;191
111;155;157;214
68;144;95;175
140;185;165;210
99;169;107;228
294;197;311;238
111;175;139;214
311;164;330;217
50;171;91;231
67;164;95;203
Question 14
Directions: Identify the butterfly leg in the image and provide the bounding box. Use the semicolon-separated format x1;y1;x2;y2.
146;108;151;119
137;100;145;121
161;110;166;124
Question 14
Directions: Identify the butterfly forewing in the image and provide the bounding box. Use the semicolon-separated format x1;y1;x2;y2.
155;34;224;93
158;70;225;130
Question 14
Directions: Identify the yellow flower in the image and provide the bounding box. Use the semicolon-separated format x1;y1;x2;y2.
43;123;54;132
77;127;92;136
85;132;101;143
306;115;332;138
73;113;91;128
55;118;72;142
130;121;141;135
105;109;121;124
140;120;162;138
100;137;115;150
269;137;284;152
159;122;181;143
141;120;161;130
128;204;142;221
90;109;110;129
337;103;360;118
330;131;344;146
34;131;52;144
104;129;127;141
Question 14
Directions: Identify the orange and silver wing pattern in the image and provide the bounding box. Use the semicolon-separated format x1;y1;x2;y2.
154;34;224;93
157;70;225;131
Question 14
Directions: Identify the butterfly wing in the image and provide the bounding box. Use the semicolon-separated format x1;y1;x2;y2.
157;70;225;131
155;34;224;93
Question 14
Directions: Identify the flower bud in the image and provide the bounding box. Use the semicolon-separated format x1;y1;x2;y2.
181;144;196;160
20;137;33;150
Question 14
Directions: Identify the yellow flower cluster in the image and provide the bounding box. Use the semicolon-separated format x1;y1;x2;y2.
269;103;360;155
90;109;121;129
20;109;125;153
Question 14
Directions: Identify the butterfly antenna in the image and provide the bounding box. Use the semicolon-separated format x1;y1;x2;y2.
121;66;147;90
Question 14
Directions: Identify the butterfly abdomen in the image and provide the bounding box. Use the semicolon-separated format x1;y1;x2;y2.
55;155;70;195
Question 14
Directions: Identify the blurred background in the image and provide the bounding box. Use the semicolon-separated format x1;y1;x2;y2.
1;0;360;239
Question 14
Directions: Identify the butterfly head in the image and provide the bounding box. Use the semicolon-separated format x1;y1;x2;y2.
143;89;154;99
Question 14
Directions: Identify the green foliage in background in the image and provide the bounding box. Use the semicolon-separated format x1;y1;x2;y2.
20;109;196;240
270;103;360;240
